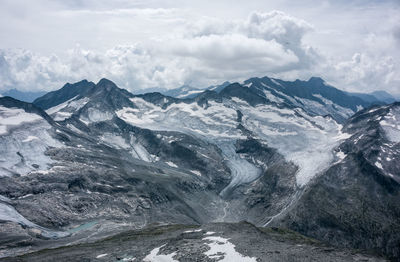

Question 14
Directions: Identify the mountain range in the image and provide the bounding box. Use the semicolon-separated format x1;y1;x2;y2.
0;76;399;261
0;89;47;103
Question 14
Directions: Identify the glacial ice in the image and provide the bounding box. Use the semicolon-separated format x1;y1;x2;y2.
380;107;400;143
46;96;89;121
0;202;37;228
232;98;351;186
117;96;351;187
0;202;69;238
83;108;113;123
0;106;42;135
0;107;62;177
117;98;258;193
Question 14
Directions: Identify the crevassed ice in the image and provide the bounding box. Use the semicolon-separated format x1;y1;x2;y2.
0;107;62;177
117;97;350;187
380;107;400;143
0;106;42;135
117;98;258;192
236;98;351;186
298;94;354;119
83;108;113;123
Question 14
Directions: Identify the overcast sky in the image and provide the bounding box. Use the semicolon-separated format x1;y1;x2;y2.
0;0;399;95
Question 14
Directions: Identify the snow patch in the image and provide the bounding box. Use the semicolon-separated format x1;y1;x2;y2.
100;133;130;149
80;108;113;124
166;161;178;168
271;79;283;86
336;150;346;160
375;162;383;169
184;229;202;233
262;89;284;104
143;245;177;262
190;170;202;176
203;236;257;261
22;136;39;142
300;94;354;119
177;89;204;98
46;96;89;121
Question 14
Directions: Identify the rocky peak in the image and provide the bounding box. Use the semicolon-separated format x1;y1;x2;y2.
307;76;325;85
33;79;95;110
95;78;119;92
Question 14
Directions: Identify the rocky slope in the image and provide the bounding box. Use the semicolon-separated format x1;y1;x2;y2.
273;102;400;260
0;222;385;262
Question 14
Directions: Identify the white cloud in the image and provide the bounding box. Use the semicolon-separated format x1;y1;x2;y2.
328;53;399;93
167;35;298;66
0;2;399;96
178;11;317;70
0;10;319;92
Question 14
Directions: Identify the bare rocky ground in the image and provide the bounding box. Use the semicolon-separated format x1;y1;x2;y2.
0;222;386;262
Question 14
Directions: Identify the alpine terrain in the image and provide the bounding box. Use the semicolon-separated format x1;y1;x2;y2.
0;76;398;261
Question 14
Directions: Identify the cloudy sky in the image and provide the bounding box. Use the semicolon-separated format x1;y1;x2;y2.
0;0;399;95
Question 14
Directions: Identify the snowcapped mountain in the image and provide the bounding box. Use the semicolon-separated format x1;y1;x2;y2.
273;102;400;259
163;85;206;99
160;81;232;99
0;77;399;260
154;76;387;123
239;76;376;123
32;77;354;188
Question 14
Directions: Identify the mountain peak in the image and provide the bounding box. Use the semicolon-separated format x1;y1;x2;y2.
370;90;397;103
308;76;325;84
33;80;95;110
96;78;117;88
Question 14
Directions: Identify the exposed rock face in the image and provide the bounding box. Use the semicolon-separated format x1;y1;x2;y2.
33;80;95;110
0;78;398;260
